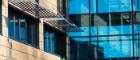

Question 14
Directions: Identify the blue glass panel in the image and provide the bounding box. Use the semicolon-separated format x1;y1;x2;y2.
51;32;55;53
15;21;19;39
109;25;132;35
98;0;131;13
98;0;109;13
121;25;132;34
90;0;96;13
134;39;140;57
69;0;89;14
91;25;132;36
8;20;14;38
91;26;109;36
98;41;133;58
44;31;48;51
133;0;140;11
139;1;140;11
133;0;138;11
69;27;89;37
19;25;27;42
134;25;139;34
44;31;56;53
91;35;132;41
72;37;89;42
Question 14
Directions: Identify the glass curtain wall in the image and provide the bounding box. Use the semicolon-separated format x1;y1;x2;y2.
69;0;140;60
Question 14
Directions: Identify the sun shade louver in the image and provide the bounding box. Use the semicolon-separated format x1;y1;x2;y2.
8;0;64;18
9;0;81;32
44;19;82;32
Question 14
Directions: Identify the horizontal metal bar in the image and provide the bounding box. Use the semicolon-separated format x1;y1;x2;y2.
45;18;65;21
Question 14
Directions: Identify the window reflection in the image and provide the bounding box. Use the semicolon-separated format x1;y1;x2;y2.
69;12;140;59
98;0;131;13
69;0;140;59
8;7;39;48
69;0;140;14
98;40;133;58
44;25;66;58
69;0;89;14
44;31;55;53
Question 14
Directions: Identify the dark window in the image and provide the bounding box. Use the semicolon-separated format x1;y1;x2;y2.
110;13;121;25
92;14;109;26
121;13;131;25
44;25;66;58
8;7;39;48
70;14;89;27
44;30;55;53
27;20;39;47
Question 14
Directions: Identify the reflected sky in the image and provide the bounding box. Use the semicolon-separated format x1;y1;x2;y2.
69;0;140;58
69;0;140;14
70;25;139;37
70;25;140;58
97;41;133;58
71;37;139;58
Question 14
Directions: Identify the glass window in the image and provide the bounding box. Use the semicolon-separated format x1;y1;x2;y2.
92;14;109;26
27;21;39;47
70;14;89;27
72;37;90;42
90;0;96;13
69;0;96;14
134;39;140;57
133;0;140;11
69;14;90;37
69;0;89;14
98;0;131;13
8;7;39;48
98;40;133;58
69;0;140;59
44;31;55;53
91;13;132;36
44;26;66;57
136;13;140;23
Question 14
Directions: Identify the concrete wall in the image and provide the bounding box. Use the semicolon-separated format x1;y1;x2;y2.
0;0;62;60
0;36;61;60
39;0;58;13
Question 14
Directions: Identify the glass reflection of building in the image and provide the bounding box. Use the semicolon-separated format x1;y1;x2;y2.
69;0;140;60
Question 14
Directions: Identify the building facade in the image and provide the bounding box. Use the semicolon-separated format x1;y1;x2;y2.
1;0;140;60
69;0;140;60
0;0;71;60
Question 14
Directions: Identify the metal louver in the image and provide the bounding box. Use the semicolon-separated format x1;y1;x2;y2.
8;0;81;32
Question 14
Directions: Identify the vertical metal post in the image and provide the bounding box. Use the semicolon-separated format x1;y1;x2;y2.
88;0;92;59
96;0;99;59
13;16;16;39
131;0;135;58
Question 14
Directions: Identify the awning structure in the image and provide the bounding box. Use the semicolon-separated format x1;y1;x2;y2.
8;0;81;32
44;19;82;32
8;0;63;18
